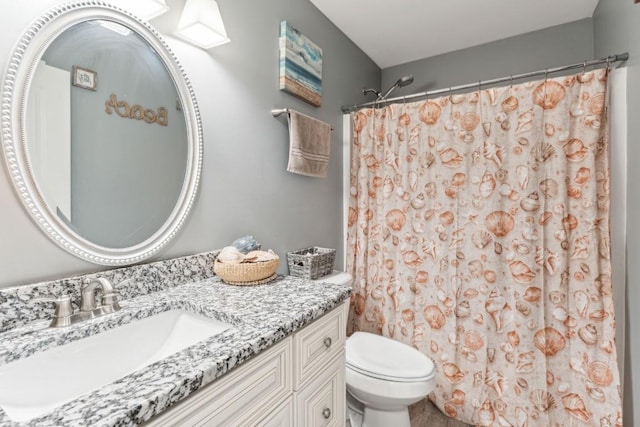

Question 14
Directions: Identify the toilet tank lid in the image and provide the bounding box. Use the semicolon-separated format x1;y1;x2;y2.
346;331;434;381
313;271;352;286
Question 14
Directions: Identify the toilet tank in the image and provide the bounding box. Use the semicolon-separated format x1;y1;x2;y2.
313;271;353;286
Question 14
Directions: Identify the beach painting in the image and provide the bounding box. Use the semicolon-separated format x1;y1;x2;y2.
279;21;322;107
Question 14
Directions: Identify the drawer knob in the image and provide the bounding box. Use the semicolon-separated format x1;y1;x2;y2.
323;337;332;348
322;407;331;419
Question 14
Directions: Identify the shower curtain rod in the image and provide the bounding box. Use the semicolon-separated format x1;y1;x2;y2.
341;52;629;113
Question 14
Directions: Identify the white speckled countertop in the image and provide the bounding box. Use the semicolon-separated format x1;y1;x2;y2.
0;271;351;426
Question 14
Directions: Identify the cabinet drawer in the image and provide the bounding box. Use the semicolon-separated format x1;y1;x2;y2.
293;301;348;388
294;351;345;427
144;337;292;427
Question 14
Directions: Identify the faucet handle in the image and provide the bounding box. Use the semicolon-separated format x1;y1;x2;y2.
32;296;74;327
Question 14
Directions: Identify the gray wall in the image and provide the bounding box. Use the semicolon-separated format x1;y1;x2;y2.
593;1;638;425
381;18;594;98
0;0;380;287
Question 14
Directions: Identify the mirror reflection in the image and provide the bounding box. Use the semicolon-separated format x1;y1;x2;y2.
27;19;188;248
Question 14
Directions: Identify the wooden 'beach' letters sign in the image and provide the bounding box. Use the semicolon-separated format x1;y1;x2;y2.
105;94;168;126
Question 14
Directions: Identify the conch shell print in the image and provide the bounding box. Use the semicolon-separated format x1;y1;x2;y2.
353;111;367;132
348;70;620;427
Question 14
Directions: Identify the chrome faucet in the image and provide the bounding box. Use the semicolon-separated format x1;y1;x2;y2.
80;277;121;314
34;278;125;328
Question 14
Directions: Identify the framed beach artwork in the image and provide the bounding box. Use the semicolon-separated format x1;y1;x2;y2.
72;65;97;91
279;21;323;107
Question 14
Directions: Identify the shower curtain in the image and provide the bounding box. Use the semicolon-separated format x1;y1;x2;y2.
346;69;622;426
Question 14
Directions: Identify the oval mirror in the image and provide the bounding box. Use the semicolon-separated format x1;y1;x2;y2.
1;3;203;265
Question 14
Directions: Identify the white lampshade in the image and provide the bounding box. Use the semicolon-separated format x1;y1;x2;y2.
175;0;230;49
112;0;169;20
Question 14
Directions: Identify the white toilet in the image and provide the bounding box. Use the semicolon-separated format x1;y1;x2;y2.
346;331;435;427
315;272;436;427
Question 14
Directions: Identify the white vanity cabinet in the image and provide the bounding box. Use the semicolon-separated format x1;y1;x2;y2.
145;301;348;426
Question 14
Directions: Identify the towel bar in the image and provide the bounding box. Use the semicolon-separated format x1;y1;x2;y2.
271;108;334;130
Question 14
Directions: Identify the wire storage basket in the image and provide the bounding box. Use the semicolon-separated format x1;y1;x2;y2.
287;247;335;280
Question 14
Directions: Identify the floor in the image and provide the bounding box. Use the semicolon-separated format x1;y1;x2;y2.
347;396;472;427
408;397;472;427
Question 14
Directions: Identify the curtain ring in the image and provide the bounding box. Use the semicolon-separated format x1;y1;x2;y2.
544;68;549;81
509;75;513;88
583;60;587;75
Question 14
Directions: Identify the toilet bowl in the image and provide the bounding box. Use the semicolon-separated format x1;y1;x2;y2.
346;331;435;427
314;272;434;427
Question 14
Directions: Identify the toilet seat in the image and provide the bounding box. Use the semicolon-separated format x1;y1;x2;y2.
346;332;435;383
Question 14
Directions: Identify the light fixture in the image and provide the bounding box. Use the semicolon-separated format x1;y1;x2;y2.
96;21;132;36
111;0;169;20
175;0;230;49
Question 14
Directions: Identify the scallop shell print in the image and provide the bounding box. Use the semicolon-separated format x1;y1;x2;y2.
423;305;446;329
485;211;515;237
460;112;480;131
419;101;442;125
532;80;566;109
385;209;406;231
533;327;566;356
501;95;519;112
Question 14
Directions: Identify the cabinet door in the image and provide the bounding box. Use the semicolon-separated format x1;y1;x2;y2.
256;398;293;427
293;301;348;388
144;337;292;426
294;351;345;427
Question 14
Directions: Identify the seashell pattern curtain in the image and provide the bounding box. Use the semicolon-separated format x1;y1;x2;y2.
346;69;622;426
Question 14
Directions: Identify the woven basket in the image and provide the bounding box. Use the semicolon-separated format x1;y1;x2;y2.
287;247;335;280
214;257;279;285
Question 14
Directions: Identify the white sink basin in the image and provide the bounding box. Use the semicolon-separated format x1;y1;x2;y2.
0;309;231;422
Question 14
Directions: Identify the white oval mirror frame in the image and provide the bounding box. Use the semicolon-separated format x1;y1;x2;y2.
1;1;203;265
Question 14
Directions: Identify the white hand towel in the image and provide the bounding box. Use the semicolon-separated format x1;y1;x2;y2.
287;110;331;178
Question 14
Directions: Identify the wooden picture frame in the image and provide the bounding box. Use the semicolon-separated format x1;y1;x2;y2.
72;65;97;91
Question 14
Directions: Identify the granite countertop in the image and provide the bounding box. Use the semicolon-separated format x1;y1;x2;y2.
0;275;352;426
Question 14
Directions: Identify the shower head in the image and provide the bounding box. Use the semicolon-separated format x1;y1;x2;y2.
362;87;381;98
378;74;414;100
